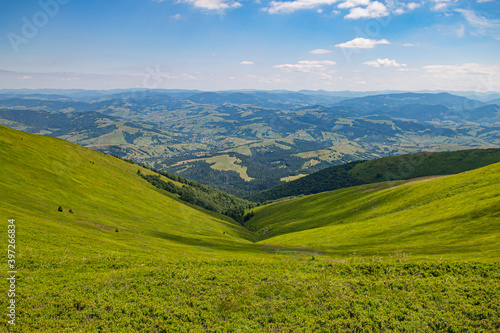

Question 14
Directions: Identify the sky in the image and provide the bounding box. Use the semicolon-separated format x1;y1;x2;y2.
1;0;499;92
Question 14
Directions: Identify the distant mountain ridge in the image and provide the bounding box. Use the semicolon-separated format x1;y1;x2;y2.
1;90;499;197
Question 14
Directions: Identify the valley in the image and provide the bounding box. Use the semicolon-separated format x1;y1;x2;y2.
1;90;499;332
1;89;499;197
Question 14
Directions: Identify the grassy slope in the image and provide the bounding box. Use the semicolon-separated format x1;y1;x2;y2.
350;148;500;182
0;125;258;265
250;148;500;202
248;163;500;260
0;125;499;332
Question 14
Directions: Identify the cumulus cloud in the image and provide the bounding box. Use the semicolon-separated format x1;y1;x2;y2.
274;60;336;72
335;37;390;48
263;0;417;16
407;2;420;10
344;1;388;19
393;2;421;15
337;0;370;9
240;61;254;65
430;0;450;12
364;58;407;68
264;0;339;14
310;49;332;54
154;0;241;11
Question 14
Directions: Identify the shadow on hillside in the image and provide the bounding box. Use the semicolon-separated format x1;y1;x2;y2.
148;230;321;256
149;230;265;254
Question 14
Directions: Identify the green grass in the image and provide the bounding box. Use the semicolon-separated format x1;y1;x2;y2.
0;124;257;262
0;125;499;332
19;259;500;332
247;164;500;260
206;155;254;181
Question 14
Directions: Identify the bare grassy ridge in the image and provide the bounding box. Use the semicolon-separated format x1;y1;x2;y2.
0;125;499;332
250;148;500;202
248;163;500;260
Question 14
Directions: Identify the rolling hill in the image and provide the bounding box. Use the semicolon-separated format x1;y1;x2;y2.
249;148;500;202
247;162;500;260
0;124;257;263
3;123;497;261
1;124;499;331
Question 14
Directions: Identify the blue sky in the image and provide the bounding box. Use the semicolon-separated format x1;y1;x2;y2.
1;0;499;91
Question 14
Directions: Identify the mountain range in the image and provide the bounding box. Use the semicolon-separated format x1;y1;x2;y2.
0;89;499;197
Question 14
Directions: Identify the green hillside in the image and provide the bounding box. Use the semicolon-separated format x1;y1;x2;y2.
249;148;500;202
247;163;500;260
1;125;499;332
0;124;257;261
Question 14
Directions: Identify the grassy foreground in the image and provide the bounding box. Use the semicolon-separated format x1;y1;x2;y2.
0;125;499;332
248;164;500;261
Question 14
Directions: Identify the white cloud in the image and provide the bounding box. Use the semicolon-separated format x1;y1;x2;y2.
403;43;415;47
430;0;450;12
364;58;407;68
456;24;465;38
354;80;367;85
181;73;200;80
310;48;332;54
407;2;420;10
335;37;390;48
172;13;182;19
344;1;388;19
455;9;500;39
240;61;254;65
338;0;370;9
264;0;339;14
421;63;500;92
423;63;500;76
263;0;411;16
155;0;241;11
274;60;336;72
432;3;447;11
393;2;421;15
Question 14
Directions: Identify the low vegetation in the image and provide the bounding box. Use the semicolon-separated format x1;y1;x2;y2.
247;162;500;260
139;171;254;223
1;125;499;332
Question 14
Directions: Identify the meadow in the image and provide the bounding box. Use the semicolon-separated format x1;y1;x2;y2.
19;257;500;332
1;125;499;332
